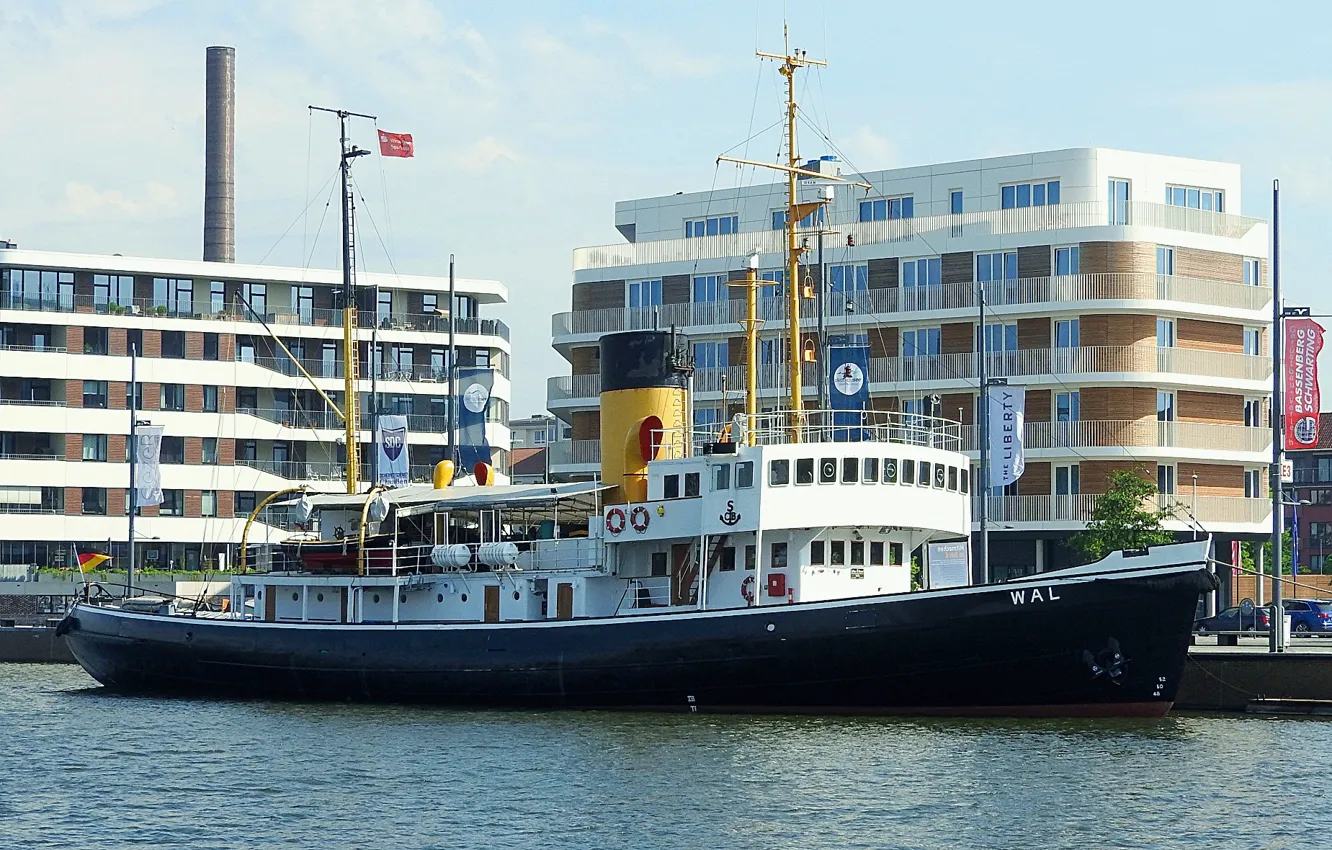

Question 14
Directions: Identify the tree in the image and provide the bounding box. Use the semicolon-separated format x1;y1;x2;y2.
1241;530;1296;575
1070;469;1175;563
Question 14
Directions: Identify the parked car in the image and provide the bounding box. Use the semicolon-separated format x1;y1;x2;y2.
1281;599;1332;634
1194;606;1271;633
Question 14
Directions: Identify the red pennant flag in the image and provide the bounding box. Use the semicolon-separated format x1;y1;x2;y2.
378;130;414;158
1284;318;1325;450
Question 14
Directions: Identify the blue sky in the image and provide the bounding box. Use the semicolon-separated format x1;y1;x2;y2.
2;0;1329;415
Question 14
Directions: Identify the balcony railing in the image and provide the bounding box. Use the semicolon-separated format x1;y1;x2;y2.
547;375;603;403
957;420;1271;455
0;291;510;341
976;494;1271;525
0;452;61;461
240;354;503;383
0;397;66;408
237;406;450;435
0;342;67;353
547;439;602;467
572;200;1266;271
553;273;1272;338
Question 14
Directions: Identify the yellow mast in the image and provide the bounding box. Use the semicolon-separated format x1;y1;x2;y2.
725;251;766;445
717;32;869;442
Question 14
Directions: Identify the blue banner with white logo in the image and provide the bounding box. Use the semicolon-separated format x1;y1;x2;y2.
376;414;409;487
828;344;870;441
457;367;494;470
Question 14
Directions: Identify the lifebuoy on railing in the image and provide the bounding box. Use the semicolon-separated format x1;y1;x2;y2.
740;575;755;605
629;505;650;533
606;508;627;535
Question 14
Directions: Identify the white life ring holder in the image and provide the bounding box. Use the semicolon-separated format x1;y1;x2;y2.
740;575;755;604
606;508;627;535
629;505;650;533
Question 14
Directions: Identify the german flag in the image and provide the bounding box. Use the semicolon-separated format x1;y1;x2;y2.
78;552;111;573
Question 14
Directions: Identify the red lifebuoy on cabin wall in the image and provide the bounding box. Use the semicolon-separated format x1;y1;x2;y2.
740;575;755;605
606;508;627;535
629;505;650;533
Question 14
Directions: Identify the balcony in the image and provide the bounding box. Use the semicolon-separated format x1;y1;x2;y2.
547;375;602;406
573;200;1266;271
957;420;1270;455
0;291;510;341
547;439;602;468
237;406;451;435
553;273;1271;340
977;494;1271;527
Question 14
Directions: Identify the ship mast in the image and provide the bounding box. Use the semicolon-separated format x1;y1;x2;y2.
717;28;869;441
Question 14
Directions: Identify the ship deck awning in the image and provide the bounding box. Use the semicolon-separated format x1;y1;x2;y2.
306;481;611;517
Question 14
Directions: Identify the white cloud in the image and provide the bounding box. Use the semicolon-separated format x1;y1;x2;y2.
460;137;520;171
841;125;896;171
63;181;177;216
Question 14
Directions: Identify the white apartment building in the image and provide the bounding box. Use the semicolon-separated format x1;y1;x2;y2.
547;148;1273;581
0;244;510;572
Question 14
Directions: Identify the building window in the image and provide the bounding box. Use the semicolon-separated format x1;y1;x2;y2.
1157;390;1176;422
1156;318;1175;348
159;436;185;465
691;274;724;304
902;327;941;357
1157;464;1176;495
1054;246;1080;276
202;385;219;412
160;490;184;516
685;214;738;238
774;207;825;230
1055;464;1080;497
209;281;225;314
1243;258;1261;287
82;380;108;409
1244;328;1261;356
1108;179;1131;225
201;490;218;517
92;274;133;310
202;437;218;465
295;286;314;324
771;541;788;569
377;290;392;328
1244;398;1262;428
161;384;185;411
1001;180;1060;209
981;322;1017;353
235;491;257;514
1244;469;1263;499
1055;318;1080;349
241;282;267;317
1166;184;1223;212
902;257;941;288
858;196;913;222
84;327;108;356
1056;391;1080;423
161;331;185;359
153;278;192;315
976;251;1017;282
950;190;963;215
692;341;728;370
125;383;143;410
1156;246;1175;275
829;263;868;294
82;487;107;515
82;434;108;462
628;279;662;309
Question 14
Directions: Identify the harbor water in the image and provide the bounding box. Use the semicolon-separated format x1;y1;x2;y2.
2;664;1328;849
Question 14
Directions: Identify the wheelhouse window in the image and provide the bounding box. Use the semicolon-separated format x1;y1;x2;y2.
771;541;788;569
795;458;814;485
850;541;865;566
736;461;754;489
719;547;736;572
870;542;885;565
902;459;916;485
830;541;845;566
663;474;680;499
918;461;932;487
863;457;879;483
819;458;837;484
841;457;858;483
883;458;898;483
769;459;789;486
713;463;731;491
684;472;700;498
810;540;825;565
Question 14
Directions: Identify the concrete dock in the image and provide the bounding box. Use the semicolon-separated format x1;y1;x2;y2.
0;626;75;663
1178;637;1332;712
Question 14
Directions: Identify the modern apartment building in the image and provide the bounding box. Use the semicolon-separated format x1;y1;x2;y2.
1286;412;1332;575
0;244;510;572
547;148;1274;581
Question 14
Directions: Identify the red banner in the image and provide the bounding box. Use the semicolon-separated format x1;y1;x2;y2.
1284;317;1325;449
377;130;414;158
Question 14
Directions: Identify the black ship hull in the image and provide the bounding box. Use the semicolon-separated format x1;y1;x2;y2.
60;555;1217;717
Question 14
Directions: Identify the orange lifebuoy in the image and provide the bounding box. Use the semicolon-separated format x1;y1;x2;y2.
740;575;755;604
629;505;650;533
606;508;627;535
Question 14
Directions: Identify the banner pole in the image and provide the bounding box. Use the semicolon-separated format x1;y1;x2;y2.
1270;179;1284;653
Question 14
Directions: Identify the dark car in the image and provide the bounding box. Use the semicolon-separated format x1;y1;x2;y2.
1281;599;1332;634
1195;606;1271;633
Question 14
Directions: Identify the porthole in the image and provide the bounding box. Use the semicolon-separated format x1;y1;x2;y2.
437;593;444;603
372;594;380;604
400;595;407;604
291;592;298;601
460;593;468;603
513;591;521;601
316;593;324;602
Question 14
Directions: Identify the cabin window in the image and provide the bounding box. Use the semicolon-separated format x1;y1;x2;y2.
851;541;865;565
948;466;958;491
684;472;701;498
651;552;669;577
870;541;885;565
795;458;814;485
771;541;788;569
863;457;879;483
918;461;932;487
664;474;680;499
810;540;826;565
934;464;946;488
736;461;755;489
884;458;898;483
745;545;756;570
842;457;858;483
713;463;731;491
960;468;970;494
830;541;846;566
890;542;904;566
902;459;916;485
819;458;837;484
719;547;737;571
769;459;790;486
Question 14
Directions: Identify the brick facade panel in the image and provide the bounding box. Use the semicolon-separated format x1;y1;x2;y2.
219;333;236;362
940;322;973;355
218;438;235;465
109;381;126;410
109;328;127;356
109;435;126;463
570;347;599;376
661;274;689;305
108;488;125;516
1178;318;1242;353
869;326;897;359
64;434;82;462
1176;248;1244;283
185;490;202;518
1078;241;1155;275
141;329;161;358
185;437;202;465
64;487;80;516
1020;461;1050;496
1016;317;1050;350
140;382;160;411
1016;245;1051;278
571;280;625;310
220;386;234;413
66;325;83;354
1079;461;1151;495
185;384;204;412
941;252;973;285
1080;387;1155;423
867;257;898;289
64;380;83;408
940;393;974;425
1078;314;1155;348
218;490;234;518
185;331;204;360
1178;391;1244;425
1177;462;1243;497
1025;389;1051;422
572;411;600;441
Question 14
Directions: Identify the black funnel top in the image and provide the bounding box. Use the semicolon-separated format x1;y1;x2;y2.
599;330;690;393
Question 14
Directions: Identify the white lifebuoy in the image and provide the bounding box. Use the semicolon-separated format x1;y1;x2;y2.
740;575;755;605
629;505;650;533
606;508;627;535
